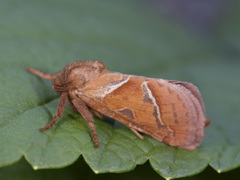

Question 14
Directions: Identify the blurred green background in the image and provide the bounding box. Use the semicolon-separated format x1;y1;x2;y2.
0;0;240;179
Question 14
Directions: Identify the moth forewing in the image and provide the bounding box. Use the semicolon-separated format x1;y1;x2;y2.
77;73;208;150
28;60;210;150
157;81;205;150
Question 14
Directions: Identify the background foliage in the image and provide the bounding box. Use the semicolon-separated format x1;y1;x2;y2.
0;0;240;179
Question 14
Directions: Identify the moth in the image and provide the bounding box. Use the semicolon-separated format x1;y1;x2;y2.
28;61;210;150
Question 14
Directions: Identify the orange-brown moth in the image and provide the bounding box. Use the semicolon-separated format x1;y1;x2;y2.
28;61;210;150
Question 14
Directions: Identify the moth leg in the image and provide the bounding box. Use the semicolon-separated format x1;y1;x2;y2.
91;109;104;119
28;67;57;80
40;92;67;131
71;98;99;147
130;128;144;140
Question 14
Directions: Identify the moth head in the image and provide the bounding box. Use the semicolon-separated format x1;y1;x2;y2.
52;61;106;92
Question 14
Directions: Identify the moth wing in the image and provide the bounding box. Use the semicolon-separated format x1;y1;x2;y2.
152;79;207;150
169;80;211;127
77;72;160;130
76;73;206;150
168;80;205;115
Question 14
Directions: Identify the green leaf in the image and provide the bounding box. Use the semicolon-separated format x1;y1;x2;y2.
0;0;240;179
1;157;240;180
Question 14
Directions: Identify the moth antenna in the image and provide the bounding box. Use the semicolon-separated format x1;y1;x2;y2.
28;67;56;80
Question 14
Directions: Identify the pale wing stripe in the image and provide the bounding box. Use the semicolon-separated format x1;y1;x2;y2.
100;75;130;99
142;81;164;125
75;75;130;100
